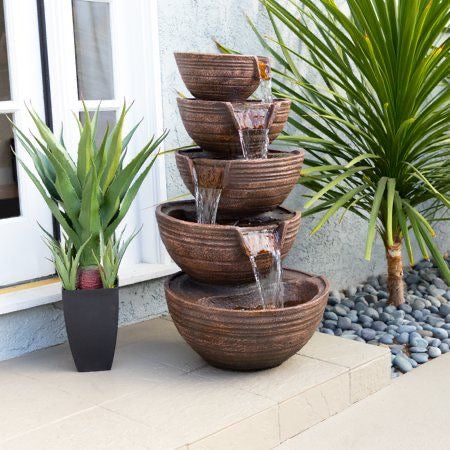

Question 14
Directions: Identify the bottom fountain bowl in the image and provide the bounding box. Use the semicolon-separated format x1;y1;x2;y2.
165;268;329;371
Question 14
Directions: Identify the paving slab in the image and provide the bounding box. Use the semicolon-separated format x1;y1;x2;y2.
277;352;450;450
0;318;390;449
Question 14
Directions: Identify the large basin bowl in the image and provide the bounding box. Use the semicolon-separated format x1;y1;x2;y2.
174;52;269;101
177;98;291;157
176;148;304;215
156;200;301;284
165;269;329;371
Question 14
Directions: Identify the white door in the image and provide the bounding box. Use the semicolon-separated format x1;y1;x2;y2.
0;0;54;286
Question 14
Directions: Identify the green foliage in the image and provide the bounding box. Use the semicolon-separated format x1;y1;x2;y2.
13;103;168;269
220;0;450;282
42;230;91;291
93;229;139;289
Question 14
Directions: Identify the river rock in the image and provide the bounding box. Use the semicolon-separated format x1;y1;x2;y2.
428;347;442;358
361;328;377;341
411;353;429;364
393;355;413;373
433;328;448;340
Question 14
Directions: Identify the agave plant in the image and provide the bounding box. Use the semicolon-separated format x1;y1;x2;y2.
94;229;140;289
42;231;91;291
13;104;168;289
220;0;450;304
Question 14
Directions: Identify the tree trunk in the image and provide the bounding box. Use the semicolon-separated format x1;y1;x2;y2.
386;242;404;306
77;266;103;290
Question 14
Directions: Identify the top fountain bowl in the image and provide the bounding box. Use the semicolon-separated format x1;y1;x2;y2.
175;52;269;101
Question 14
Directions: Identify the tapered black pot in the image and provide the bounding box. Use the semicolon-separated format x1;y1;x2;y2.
62;288;119;372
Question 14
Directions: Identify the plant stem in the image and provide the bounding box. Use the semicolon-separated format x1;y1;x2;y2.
386;242;404;306
77;266;103;290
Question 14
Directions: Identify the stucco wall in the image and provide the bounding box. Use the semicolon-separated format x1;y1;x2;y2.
1;0;448;361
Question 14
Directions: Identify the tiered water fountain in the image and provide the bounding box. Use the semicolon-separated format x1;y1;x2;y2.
156;52;329;371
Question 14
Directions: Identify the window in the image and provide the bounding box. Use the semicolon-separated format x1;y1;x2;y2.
0;0;168;288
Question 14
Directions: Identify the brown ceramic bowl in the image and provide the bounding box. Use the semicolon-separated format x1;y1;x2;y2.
165;269;329;371
174;52;269;101
156;200;301;284
177;98;291;157
176;148;304;215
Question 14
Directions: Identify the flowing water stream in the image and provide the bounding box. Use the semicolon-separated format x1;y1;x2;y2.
191;165;222;224
232;105;272;159
238;228;283;309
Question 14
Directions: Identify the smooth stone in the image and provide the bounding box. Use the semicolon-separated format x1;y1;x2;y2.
335;329;343;336
427;296;441;307
413;299;426;310
364;294;377;303
322;328;335;335
345;286;357;297
439;343;449;353
364;285;378;295
409;358;418;368
433;278;447;290
371;321;387;332
433;328;449;340
418;330;433;338
411;353;429;364
410;346;427;353
324;320;337;330
406;274;420;284
430;338;441;347
379;334;393;344
392;310;405;320
446;314;450;323
361;328;377;341
398;325;416;334
396;332;409;344
337;316;352;330
423;324;434;332
399;304;412;314
359;315;373;325
328;297;340;306
355;302;367;312
384;305;397;314
440;304;450;316
377;291;389;299
334;305;348;316
324;311;339;321
410;337;428;348
341;299;355;309
393;355;413;373
351;323;363;333
365;307;379;319
380;312;394;322
341;334;359;340
412;310;423;321
443;324;450;331
428;347;442;358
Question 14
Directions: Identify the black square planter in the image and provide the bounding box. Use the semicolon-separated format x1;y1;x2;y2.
62;288;119;372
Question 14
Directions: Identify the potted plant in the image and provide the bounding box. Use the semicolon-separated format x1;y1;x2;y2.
220;0;450;305
13;104;167;371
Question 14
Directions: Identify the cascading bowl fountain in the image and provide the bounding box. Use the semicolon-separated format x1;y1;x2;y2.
157;52;329;371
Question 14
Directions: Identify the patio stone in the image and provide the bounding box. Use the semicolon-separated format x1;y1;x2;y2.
0;318;390;449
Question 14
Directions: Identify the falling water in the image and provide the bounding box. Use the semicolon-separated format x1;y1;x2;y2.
191;166;222;224
233;105;271;159
258;59;273;103
238;228;283;309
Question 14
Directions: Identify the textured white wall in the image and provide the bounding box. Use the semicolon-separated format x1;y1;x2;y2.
1;0;448;361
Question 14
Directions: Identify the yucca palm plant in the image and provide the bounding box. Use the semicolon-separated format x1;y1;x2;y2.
220;0;449;305
13;104;167;289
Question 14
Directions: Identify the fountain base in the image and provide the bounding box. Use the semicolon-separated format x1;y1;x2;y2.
165;268;329;371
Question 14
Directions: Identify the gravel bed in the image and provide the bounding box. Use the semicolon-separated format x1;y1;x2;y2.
318;257;450;377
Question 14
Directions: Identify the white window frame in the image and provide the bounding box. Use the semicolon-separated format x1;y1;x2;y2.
0;0;54;286
43;0;170;266
0;0;178;314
